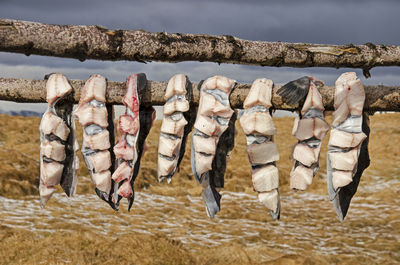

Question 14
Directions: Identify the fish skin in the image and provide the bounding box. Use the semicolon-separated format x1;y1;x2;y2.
191;75;235;218
127;106;155;210
39;73;78;207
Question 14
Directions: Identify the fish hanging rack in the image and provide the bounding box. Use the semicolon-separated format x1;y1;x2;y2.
0;18;399;112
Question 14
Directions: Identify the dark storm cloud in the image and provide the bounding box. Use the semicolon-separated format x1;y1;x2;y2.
1;0;400;93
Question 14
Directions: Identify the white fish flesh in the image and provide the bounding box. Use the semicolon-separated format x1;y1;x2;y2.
277;76;329;191
112;73;156;211
327;72;370;221
240;78;280;219
191;75;236;218
158;74;195;183
39;73;78;207
74;74;115;208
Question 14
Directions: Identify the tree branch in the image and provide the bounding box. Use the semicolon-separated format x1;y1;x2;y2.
1;18;400;75
0;77;399;111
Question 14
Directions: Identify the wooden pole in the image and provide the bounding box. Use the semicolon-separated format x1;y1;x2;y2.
2;19;400;77
0;77;399;111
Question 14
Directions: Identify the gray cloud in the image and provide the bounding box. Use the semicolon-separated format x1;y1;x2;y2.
1;0;400;114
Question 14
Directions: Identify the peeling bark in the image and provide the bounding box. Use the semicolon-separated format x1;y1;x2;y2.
1;19;400;74
0;77;399;111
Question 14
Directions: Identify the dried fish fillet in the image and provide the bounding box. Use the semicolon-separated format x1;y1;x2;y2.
191;75;236;218
327;72;370;221
74;74;115;208
278;76;329;191
112;73;156;211
39;73;78;207
240;78;280;219
158;74;195;183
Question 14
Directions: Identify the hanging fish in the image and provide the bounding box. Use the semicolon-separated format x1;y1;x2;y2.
39;73;79;207
158;74;196;183
277;76;329;191
112;73;155;210
74;74;116;209
191;75;236;218
239;78;280;220
327;72;370;221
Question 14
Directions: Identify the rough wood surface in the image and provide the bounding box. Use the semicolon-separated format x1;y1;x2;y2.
0;77;399;111
1;18;400;76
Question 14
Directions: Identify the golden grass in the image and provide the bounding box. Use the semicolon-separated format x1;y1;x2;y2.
0;112;399;265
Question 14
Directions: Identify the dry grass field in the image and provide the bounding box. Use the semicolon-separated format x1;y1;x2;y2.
0;112;399;264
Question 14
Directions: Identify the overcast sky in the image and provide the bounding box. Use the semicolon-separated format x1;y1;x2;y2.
1;0;400;113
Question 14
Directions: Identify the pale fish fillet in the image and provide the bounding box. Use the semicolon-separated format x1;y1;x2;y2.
158;136;181;158
241;78;280;220
40;140;66;162
300;80;325;116
328;72;369;221
247;142;279;165
111;161;133;182
258;190;279;213
45;73;73;105
198;93;234;118
40;112;70;141
163;100;190;116
74;74;115;208
292;143;321;167
160;116;188;137
86;151;112;173
158;74;195;183
191;75;235;218
92;171;112;194
79;74;107;103
113;138;135;161
82;130;110;151
39;73;78;207
328;129;366;148
332;170;353;191
240;111;276;136
119;115;139;135
294;118;330;141
289;165;314;190
74;104;108;128
252;165;279;192
332;72;365;126
41;162;64;186
279;76;328;192
192;135;217;155
328;149;359;171
243;78;273;109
